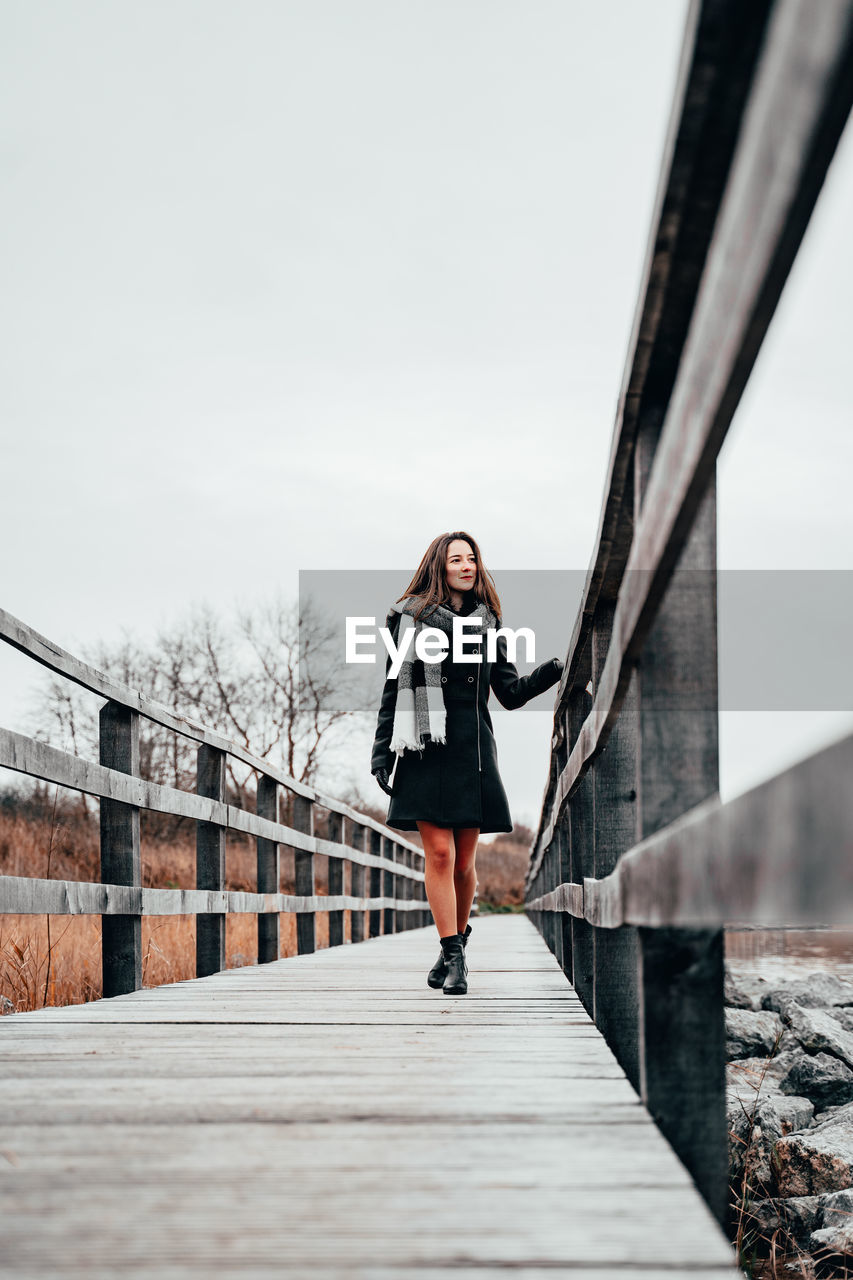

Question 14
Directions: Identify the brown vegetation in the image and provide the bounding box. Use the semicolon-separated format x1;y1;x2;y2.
0;787;531;1014
475;824;535;907
0;793;338;1014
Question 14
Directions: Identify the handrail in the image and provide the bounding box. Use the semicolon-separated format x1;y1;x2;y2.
0;606;410;841
531;0;853;886
1;611;428;997
525;0;853;1238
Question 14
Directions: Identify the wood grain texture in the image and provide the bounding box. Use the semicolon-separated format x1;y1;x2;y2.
256;774;280;964
542;0;773;753
0;728;423;883
0;876;426;918
526;730;853;929
99;701;141;996
529;0;853;880
196;744;226;977
0;916;738;1276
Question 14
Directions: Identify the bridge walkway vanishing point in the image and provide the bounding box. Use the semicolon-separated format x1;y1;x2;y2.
0;915;738;1278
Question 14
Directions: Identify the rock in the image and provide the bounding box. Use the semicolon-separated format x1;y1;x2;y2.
817;1187;853;1230
761;971;853;1014
779;1028;803;1053
726;1007;785;1058
783;1258;817;1278
774;1108;853;1196
830;1007;853;1034
750;1195;821;1241
784;1004;853;1070
725;966;771;1010
809;1222;853;1258
727;1078;813;1188
729;1048;800;1085
810;1188;853;1261
779;1050;853;1110
758;1094;815;1142
811;1100;853;1128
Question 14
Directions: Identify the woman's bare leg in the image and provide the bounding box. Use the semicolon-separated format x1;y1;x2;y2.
453;826;479;933
416;820;457;938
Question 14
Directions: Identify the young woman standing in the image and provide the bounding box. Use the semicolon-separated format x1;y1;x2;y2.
370;531;563;995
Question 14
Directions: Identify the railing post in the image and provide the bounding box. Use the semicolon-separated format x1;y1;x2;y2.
292;794;315;954
99;701;142;996
383;839;396;935
569;686;594;1013
591;605;641;1092
369;828;383;936
420;854;429;928
350;823;366;943
404;848;414;929
257;774;280;964
196;744;226;977
634;422;726;1227
328;812;345;947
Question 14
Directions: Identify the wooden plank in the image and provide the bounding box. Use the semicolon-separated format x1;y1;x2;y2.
349;823;367;944
293;795;315;954
631;424;726;1229
590;607;640;1093
568;689;594;1016
98;701;141;996
0;876;426;917
542;0;774;747
256;774;280;964
530;0;853;879
327;812;345;947
383;838;396;936
0;917;738;1275
527;730;853;928
195;744;226;976
0;728;424;883
368;828;383;937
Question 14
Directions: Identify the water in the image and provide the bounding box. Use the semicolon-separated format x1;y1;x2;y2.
725;927;853;983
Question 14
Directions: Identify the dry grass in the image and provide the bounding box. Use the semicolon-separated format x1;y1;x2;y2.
475;825;534;907
0;800;337;1014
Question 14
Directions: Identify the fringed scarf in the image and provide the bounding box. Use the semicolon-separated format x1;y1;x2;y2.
388;596;497;757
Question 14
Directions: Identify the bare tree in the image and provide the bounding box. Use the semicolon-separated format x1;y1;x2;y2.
31;595;372;823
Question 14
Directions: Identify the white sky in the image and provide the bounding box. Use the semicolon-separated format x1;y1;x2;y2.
2;0;851;830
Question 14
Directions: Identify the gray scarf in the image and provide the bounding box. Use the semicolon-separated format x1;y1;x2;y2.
388;596;497;756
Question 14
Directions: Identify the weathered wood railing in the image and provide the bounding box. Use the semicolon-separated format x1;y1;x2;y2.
0;609;429;997
525;0;853;1234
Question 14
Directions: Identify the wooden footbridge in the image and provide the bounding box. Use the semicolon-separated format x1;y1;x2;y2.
3;2;853;1275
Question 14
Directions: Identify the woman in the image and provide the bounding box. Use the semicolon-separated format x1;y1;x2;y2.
370;531;564;996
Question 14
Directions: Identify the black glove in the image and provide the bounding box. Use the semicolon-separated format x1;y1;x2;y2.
373;767;393;797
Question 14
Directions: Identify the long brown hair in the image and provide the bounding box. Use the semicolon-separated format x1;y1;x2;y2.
397;531;502;623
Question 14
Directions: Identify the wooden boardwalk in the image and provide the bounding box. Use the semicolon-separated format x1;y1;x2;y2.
0;916;737;1278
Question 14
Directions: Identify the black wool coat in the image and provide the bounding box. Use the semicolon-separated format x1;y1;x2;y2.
370;596;562;833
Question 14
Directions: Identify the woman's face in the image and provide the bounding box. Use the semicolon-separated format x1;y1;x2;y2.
445;539;478;594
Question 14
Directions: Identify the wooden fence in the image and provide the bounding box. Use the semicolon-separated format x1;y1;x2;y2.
0;608;428;997
525;0;853;1233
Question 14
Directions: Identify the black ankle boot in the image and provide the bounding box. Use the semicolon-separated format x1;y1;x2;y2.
440;932;468;996
427;924;471;989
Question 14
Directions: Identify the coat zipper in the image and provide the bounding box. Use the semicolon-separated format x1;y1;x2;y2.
475;647;482;772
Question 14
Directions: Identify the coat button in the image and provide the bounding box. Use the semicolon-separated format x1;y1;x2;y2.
440;676;447;683
467;676;474;683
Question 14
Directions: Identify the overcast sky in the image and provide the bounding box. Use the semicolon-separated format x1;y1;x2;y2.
2;0;851;830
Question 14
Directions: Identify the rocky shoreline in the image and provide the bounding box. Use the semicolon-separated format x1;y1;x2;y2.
727;964;853;1275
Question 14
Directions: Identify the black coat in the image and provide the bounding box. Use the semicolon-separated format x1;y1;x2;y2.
370;596;562;833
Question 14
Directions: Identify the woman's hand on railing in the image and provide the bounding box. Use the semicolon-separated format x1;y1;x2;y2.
373;767;393;797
